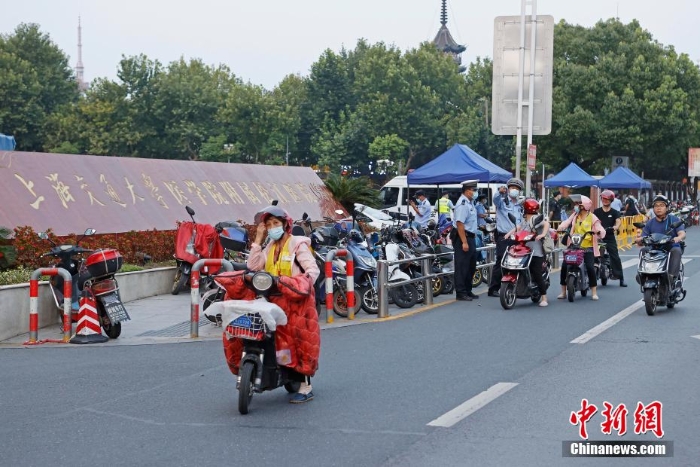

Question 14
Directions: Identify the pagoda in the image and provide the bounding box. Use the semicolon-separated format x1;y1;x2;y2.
432;0;466;72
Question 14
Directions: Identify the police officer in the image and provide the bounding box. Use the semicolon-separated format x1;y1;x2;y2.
452;180;479;301
487;178;524;297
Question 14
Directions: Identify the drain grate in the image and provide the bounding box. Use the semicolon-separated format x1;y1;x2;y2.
136;317;211;337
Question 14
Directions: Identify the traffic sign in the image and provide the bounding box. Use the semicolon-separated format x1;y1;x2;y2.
611;156;629;170
527;144;536;170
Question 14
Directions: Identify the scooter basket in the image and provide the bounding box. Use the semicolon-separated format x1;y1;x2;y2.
564;249;584;266
225;313;267;341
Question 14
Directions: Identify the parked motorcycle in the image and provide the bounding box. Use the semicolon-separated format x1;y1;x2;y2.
498;229;551;309
634;220;687;315
595;240;611;286
562;232;594;302
38;229;129;338
172;206;223;295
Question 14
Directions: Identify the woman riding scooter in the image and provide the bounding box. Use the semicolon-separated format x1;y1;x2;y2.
222;205;320;404
557;195;606;300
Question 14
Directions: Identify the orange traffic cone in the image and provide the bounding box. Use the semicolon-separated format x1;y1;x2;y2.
70;291;108;344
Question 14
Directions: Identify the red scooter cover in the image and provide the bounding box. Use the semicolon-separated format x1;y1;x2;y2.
174;222;224;273
219;271;320;377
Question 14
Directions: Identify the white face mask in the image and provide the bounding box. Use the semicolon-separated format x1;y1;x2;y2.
509;189;520;198
573;206;580;214
268;226;284;240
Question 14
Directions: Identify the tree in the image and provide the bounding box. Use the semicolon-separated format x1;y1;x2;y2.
323;174;380;213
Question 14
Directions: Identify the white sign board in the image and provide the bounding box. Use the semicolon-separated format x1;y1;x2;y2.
611;156;629;169
491;15;554;136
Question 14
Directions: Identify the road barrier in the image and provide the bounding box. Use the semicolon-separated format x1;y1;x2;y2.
190;259;235;338
27;268;72;344
324;249;352;324
617;215;646;250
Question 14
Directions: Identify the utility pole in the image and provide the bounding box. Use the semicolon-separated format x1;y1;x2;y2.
285;135;290;166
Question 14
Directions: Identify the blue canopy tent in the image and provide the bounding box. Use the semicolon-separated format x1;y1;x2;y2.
407;144;512;184
0;134;15;151
543;162;599;188
598;166;651;190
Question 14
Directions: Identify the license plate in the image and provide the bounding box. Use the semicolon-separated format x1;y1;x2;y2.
232;315;252;328
100;293;130;323
565;255;578;262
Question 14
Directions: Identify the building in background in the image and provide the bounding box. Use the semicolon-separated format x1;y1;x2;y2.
432;0;466;72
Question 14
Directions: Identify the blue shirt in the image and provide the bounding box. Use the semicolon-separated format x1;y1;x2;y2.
642;215;685;246
453;195;478;234
475;202;487;226
493;193;523;234
414;198;432;227
611;198;622;211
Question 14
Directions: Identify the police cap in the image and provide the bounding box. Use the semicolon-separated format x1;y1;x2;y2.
461;180;478;191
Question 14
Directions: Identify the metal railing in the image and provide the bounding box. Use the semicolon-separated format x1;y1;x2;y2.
376;244;497;318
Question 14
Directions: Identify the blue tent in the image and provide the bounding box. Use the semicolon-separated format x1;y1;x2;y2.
598;166;651;190
407;144;512;184
0;134;15;151
543;162;598;188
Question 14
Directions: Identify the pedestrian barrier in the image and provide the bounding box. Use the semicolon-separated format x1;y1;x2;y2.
26;268;72;344
190;259;235;338
325;249;352;324
617;215;646;250
376;244;497;318
70;291;108;344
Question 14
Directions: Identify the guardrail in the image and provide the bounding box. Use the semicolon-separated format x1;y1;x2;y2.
376;244;497;318
28;267;72;344
190;259;234;338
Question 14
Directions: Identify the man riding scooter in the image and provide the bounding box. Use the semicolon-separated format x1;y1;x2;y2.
594;190;627;287
636;195;686;282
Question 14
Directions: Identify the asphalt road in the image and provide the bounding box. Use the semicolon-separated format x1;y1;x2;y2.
1;231;699;467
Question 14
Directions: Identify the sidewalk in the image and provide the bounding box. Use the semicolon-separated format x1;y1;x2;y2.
0;287;465;348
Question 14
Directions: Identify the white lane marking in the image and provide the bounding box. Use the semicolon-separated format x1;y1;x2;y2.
572;259;693;345
427;382;518;428
570;301;643;344
692;335;700;341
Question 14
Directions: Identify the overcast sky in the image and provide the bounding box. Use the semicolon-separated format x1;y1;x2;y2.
1;0;698;90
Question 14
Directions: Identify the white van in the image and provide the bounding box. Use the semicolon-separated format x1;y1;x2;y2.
378;176;497;220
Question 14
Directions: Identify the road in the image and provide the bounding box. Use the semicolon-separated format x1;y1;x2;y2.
1;231;699;466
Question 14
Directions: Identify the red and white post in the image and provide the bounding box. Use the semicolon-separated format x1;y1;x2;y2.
29;268;72;343
324;249;353;323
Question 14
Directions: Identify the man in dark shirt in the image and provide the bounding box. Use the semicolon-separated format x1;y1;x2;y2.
622;193;639;216
548;191;562;223
593;190;626;286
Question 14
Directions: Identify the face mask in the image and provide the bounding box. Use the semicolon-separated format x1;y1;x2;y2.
468;191;476;200
268;226;284;240
573;206;580;214
509;189;520;198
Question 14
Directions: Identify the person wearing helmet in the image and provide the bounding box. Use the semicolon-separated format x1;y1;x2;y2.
556;195;606;300
487;177;525;297
594;190;627;287
610;192;623;211
248;205;320;403
636;195;686;279
504;199;551;306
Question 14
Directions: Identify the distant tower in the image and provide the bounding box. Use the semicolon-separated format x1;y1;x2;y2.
75;16;88;92
432;0;466;73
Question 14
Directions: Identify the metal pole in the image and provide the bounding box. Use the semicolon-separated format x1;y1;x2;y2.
525;0;538;197
377;260;390;318
421;256;433;306
515;0;527;181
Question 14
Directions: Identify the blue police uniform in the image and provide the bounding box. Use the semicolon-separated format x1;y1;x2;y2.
488;191;524;295
453;189;478;300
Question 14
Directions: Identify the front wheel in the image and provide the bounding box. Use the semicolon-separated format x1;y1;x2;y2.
238;361;255;415
358;285;378;315
432;276;445;296
442;275;454;294
567;275;576;302
171;268;189;295
644;289;657;316
499;283;516;310
472;268;483;288
332;288;361;318
391;284;419;309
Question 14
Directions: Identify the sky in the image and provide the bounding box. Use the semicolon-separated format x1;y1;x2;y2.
1;0;698;90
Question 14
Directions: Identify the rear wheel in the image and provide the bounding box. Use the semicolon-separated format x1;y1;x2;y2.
600;265;608;286
442;275;454;294
284;381;301;393
171;269;189;295
567;276;576;302
99;303;121;339
644;289;657;316
358;285;378;314
499;283;516;310
581;288;588;297
238;361;255;415
472;268;483;288
432;276;445;296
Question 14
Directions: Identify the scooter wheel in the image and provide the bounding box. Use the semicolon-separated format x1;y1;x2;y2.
284;381;301;393
472;268;483;288
499;283;516;310
566;276;576;302
171;270;189;295
644;289;657;316
238;361;255;415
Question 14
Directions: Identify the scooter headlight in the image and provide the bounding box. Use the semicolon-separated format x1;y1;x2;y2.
356;255;377;269
251;271;274;292
504;255;526;268
641;261;664;273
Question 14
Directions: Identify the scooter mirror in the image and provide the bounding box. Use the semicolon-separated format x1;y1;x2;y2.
186;205;195;216
84;228;96;236
271;199;279;206
302;212;309;220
